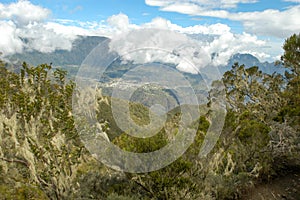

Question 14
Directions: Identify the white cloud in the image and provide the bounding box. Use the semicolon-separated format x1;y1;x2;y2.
145;0;257;10
241;51;271;60
229;6;300;38
0;0;50;26
141;17;271;64
143;17;231;35
46;22;91;36
19;23;76;53
145;0;300;39
0;21;79;55
109;29;210;74
0;1;280;67
161;2;205;15
145;0;170;7
0;21;23;55
283;0;300;2
105;13;141;34
107;13;130;31
108;27;269;75
220;0;258;8
0;1;78;55
206;32;267;65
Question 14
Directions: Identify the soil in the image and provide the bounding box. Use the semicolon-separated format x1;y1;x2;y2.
241;168;300;200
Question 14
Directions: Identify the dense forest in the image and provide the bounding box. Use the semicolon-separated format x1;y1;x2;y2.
0;33;299;199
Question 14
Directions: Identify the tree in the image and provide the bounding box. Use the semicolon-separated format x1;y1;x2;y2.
271;33;300;168
277;33;300;126
0;62;85;199
282;33;300;76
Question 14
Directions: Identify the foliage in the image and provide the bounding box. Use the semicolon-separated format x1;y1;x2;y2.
277;33;300;127
0;33;299;200
0;62;84;199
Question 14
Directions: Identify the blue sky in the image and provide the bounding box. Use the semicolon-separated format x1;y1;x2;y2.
14;0;299;31
0;0;300;63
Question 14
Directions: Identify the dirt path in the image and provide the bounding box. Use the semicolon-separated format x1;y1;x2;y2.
242;170;300;200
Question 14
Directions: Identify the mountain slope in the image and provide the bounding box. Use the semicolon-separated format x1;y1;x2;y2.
10;36;108;66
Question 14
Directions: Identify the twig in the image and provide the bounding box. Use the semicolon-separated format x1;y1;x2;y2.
132;177;155;198
0;157;29;167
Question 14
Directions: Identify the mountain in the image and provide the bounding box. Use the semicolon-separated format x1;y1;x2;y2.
9;36;107;67
9;36;284;76
218;53;285;75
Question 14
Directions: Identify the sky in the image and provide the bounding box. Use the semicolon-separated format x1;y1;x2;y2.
0;0;300;64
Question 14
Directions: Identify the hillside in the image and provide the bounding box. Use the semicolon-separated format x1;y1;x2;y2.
0;33;299;200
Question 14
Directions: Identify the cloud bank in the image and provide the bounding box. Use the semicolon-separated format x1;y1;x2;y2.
0;0;78;55
0;0;289;65
0;0;49;25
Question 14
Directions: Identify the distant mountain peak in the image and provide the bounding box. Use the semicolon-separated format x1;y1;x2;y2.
217;53;285;75
230;53;260;64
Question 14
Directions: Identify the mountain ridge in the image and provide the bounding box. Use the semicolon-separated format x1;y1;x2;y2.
9;36;107;67
8;35;284;75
